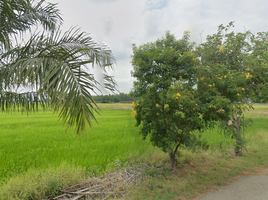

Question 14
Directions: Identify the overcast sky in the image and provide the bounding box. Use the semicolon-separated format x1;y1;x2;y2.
49;0;268;94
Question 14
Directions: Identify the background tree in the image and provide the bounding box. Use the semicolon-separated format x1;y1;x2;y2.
196;22;268;155
130;31;230;168
247;32;268;103
0;0;116;133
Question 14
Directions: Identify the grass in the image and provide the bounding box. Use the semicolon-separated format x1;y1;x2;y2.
0;106;155;181
129;104;268;199
0;104;268;199
0;163;87;200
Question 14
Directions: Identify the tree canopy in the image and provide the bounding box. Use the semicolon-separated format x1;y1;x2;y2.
131;23;268;167
130;31;231;168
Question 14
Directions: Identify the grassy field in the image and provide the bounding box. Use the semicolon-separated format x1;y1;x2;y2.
0;104;156;181
0;104;268;199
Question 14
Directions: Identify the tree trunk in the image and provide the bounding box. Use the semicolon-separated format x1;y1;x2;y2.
232;109;243;156
169;143;180;169
235;138;242;156
169;153;177;169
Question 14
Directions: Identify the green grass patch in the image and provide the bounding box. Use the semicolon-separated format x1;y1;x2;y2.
0;163;86;200
0;107;155;182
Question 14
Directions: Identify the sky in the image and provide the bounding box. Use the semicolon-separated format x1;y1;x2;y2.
49;0;268;94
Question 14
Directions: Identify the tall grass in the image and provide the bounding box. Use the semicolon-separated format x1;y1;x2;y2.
0;107;156;182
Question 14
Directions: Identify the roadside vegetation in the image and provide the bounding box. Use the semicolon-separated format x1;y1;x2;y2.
130;105;268;200
0;104;268;199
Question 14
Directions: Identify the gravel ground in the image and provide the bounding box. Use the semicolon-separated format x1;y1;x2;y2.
199;168;268;200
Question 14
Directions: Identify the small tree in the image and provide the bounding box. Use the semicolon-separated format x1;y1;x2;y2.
130;31;230;168
196;22;268;155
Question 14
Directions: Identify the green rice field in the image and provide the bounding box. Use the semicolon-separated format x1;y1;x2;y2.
0;103;267;187
0;104;156;182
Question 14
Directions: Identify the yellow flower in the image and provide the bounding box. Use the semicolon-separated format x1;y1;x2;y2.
129;55;132;58
246;73;252;79
208;84;212;87
224;76;227;78
209;105;212;108
200;77;204;81
150;84;153;87
176;93;181;97
237;93;240;96
242;88;245;91
131;110;137;117
184;30;187;34
213;83;215;87
220;45;225;51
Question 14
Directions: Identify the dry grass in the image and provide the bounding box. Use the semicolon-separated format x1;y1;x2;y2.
53;164;151;200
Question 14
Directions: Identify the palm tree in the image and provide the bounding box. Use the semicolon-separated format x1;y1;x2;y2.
0;0;117;133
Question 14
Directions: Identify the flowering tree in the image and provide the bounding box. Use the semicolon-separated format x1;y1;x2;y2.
196;22;268;155
130;31;230;168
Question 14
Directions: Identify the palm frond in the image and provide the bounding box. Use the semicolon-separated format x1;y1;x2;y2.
4;28;116;133
0;0;62;50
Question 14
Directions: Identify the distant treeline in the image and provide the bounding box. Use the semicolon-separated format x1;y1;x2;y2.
92;93;138;103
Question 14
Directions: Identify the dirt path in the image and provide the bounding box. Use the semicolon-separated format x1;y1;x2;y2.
198;167;268;200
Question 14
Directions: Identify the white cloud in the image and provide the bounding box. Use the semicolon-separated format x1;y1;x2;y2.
49;0;268;94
